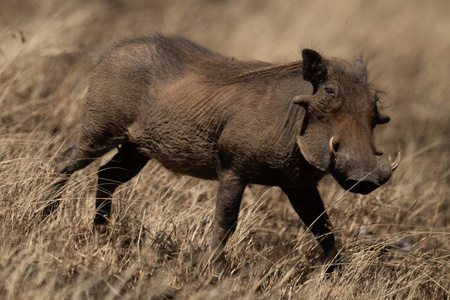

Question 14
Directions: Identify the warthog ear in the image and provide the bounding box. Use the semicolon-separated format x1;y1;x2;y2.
302;49;327;93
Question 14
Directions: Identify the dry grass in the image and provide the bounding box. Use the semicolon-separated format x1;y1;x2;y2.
0;0;449;299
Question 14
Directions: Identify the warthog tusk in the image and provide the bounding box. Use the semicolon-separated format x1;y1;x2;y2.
329;137;337;162
391;152;401;171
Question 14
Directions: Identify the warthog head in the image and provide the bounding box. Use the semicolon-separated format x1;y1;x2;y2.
294;49;400;194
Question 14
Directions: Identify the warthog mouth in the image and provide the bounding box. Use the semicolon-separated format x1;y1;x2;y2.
342;178;380;195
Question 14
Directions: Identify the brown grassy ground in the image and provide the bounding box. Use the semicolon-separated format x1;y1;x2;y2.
0;0;449;299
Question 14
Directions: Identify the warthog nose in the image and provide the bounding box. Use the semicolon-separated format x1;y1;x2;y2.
343;179;380;195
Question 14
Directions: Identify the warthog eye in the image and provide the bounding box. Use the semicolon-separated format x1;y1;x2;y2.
319;82;341;111
324;87;335;97
322;82;340;101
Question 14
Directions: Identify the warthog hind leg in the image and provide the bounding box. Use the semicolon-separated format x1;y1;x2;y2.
43;143;102;216
95;142;149;226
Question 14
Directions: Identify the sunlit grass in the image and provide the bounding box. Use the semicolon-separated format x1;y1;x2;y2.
0;0;449;298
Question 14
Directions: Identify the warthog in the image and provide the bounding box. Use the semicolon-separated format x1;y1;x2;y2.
44;35;400;270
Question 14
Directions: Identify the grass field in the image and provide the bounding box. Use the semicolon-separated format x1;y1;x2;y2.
0;0;449;299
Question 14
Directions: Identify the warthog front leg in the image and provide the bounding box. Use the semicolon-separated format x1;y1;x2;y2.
210;170;246;263
281;186;339;272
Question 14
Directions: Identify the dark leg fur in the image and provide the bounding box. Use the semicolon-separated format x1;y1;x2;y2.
282;186;339;272
210;170;246;262
94;143;149;225
43;143;101;216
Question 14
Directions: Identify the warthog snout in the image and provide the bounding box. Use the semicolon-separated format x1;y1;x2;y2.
329;137;401;194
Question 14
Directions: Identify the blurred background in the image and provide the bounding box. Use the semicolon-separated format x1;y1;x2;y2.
0;1;448;298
